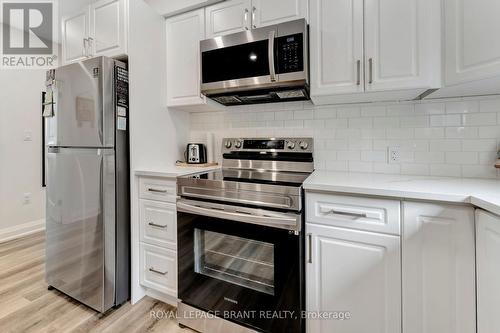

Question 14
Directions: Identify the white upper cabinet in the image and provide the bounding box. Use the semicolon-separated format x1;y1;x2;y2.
61;0;128;64
90;0;127;58
205;0;251;38
251;0;307;28
476;209;500;333
62;9;90;64
166;9;206;107
309;0;364;96
310;0;441;104
306;224;401;333
403;202;476;333
364;0;439;92
445;0;500;86
205;0;307;38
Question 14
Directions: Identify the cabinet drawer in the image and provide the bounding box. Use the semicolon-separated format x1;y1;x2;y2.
140;243;177;297
306;193;401;235
140;200;177;249
139;177;176;202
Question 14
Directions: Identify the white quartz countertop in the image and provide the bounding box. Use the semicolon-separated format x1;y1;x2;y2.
304;171;500;216
134;165;220;178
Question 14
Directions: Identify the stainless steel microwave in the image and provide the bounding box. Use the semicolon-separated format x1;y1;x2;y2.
200;19;309;106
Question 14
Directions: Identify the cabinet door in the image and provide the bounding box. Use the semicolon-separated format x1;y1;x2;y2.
205;0;251;38
364;0;439;91
403;202;476;333
306;224;401;333
90;0;127;58
445;0;500;85
251;0;307;28
309;0;364;96
476;209;500;333
61;9;90;64
166;9;205;107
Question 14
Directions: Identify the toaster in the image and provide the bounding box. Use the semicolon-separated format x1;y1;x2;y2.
187;143;207;164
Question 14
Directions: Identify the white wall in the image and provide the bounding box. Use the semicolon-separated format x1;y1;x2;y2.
0;69;46;239
128;0;190;304
190;96;500;179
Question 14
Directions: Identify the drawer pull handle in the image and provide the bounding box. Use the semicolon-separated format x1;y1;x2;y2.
148;222;167;229
148;188;167;193
321;208;367;219
149;267;168;275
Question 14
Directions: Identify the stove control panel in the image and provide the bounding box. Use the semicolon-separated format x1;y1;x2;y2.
222;137;313;153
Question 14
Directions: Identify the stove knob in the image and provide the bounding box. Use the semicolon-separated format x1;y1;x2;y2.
224;140;232;149
287;141;296;150
234;140;242;149
299;141;309;150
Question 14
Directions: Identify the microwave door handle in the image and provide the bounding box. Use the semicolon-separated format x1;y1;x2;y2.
268;30;276;82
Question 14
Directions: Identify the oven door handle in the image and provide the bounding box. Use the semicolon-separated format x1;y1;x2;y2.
177;200;300;232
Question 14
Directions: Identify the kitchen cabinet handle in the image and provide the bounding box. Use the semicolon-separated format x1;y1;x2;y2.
244;8;249;30
322;208;367;218
83;38;88;57
148;222;167;229
307;233;313;263
356;60;361;86
252;6;256;28
368;58;373;84
268;30;276;82
147;188;167;193
149;267;168;275
88;37;94;57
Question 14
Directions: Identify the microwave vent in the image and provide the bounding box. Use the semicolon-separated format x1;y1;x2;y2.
276;90;306;99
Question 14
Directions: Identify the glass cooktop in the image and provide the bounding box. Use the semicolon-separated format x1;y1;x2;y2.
182;169;311;187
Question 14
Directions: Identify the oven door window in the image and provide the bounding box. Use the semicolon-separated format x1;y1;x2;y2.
202;40;270;83
194;229;275;295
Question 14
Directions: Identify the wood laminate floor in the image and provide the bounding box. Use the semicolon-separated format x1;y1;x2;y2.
0;232;189;333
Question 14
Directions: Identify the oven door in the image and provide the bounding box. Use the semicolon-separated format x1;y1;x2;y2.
177;199;304;333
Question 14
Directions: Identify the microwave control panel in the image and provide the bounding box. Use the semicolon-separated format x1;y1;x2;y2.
276;33;304;74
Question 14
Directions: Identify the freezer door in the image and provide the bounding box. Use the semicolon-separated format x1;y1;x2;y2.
45;57;116;147
45;147;116;312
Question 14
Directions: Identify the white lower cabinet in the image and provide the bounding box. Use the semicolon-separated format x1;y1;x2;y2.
476;209;500;333
402;202;476;333
140;243;177;297
137;176;178;300
306;223;401;333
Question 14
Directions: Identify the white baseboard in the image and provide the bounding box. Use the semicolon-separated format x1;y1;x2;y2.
0;219;45;243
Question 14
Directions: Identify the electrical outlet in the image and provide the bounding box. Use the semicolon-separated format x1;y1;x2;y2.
388;146;401;163
23;193;32;205
23;131;32;141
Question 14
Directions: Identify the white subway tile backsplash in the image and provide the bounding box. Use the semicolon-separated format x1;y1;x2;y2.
374;117;400;128
445;152;479;164
430;114;462;127
401;163;430;176
400;116;429;128
414;128;445;139
190;96;500;179
462;139;497;152
445;100;479;114
430;164;462;177
445;127;478;139
430;140;462;152
415;103;445;115
479;98;500;113
462;113;497;126
337;107;361;118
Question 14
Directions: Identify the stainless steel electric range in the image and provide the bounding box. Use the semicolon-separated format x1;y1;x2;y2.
176;138;314;333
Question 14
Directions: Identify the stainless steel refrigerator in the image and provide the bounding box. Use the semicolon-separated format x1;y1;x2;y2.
44;56;130;313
